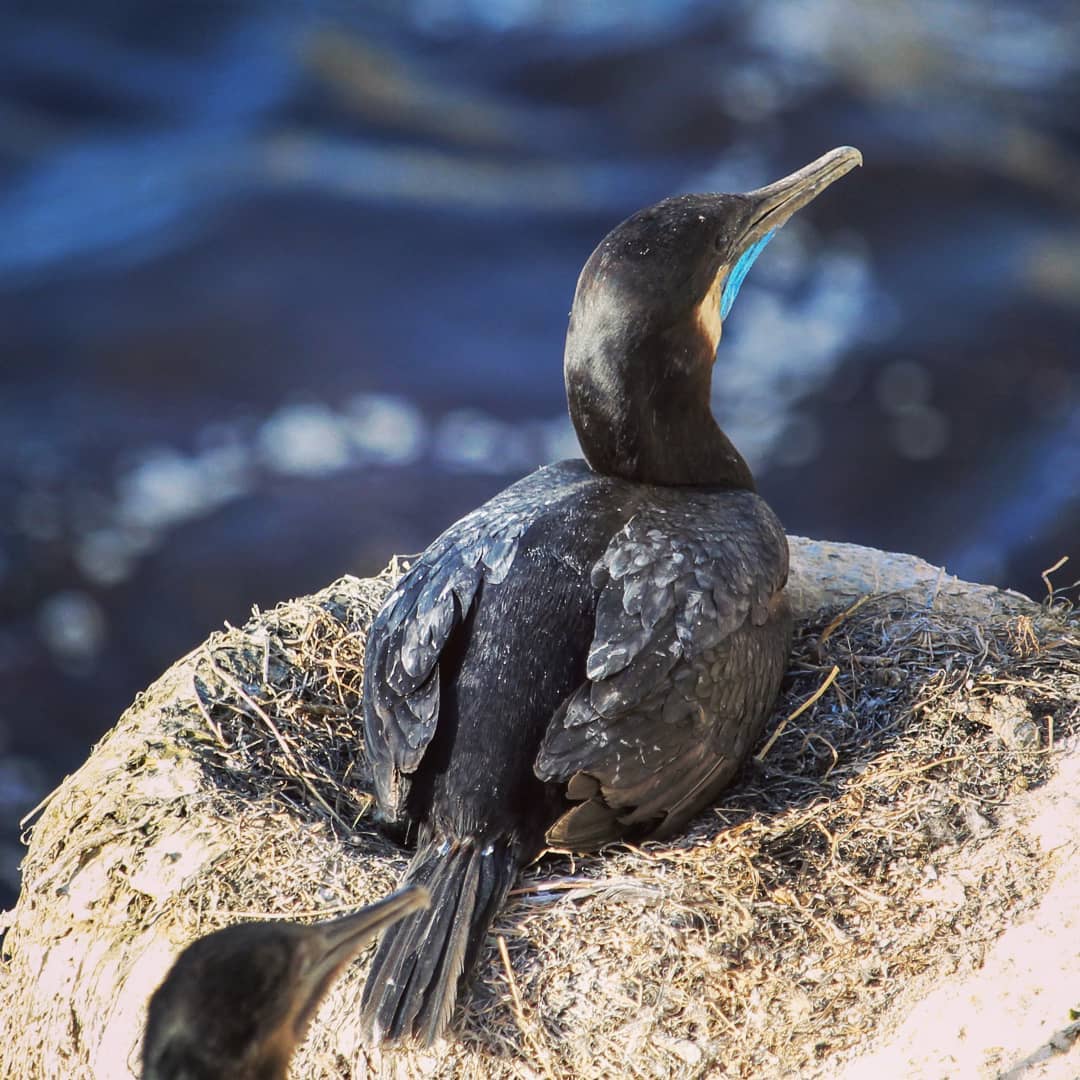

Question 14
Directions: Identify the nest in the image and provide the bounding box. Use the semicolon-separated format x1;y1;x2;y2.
1;541;1077;1079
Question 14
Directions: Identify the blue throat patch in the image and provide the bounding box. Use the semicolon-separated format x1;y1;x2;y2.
720;229;774;320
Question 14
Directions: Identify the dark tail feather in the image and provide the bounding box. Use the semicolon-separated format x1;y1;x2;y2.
360;835;518;1045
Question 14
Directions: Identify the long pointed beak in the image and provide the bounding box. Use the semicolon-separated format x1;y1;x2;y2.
716;146;862;322
292;884;430;1031
742;145;863;245
311;884;429;967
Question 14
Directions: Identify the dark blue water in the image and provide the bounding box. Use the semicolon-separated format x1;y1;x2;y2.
1;1;1077;904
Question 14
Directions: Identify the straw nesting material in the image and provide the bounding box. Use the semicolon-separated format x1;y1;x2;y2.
1;539;1076;1079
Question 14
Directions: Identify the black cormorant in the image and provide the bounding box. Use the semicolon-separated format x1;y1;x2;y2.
141;884;428;1079
360;147;862;1044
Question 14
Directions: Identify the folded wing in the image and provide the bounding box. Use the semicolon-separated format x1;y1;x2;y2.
536;490;790;850
363;488;532;825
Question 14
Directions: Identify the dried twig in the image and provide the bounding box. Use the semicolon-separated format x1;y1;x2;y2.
756;664;840;762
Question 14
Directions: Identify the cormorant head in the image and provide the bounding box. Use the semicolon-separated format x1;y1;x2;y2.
565;146;862;487
141;885;428;1080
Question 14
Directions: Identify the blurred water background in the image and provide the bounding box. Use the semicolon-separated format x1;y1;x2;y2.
0;0;1077;905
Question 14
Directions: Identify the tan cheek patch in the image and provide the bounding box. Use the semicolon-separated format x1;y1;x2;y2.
695;272;724;355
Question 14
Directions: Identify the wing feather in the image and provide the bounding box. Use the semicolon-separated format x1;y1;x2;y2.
537;489;790;851
363;492;532;818
363;461;599;826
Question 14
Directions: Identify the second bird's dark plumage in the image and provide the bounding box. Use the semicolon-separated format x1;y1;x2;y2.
360;146;863;1044
142;885;428;1080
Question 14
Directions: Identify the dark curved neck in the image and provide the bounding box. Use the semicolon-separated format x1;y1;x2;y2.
565;321;755;489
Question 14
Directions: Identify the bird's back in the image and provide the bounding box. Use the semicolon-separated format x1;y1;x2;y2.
403;461;635;848
360;457;790;1042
